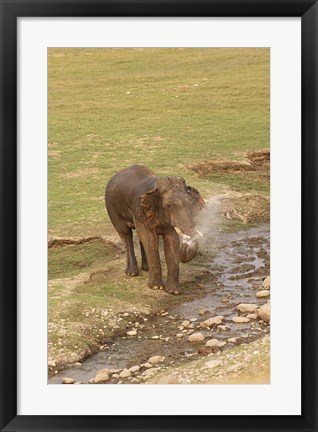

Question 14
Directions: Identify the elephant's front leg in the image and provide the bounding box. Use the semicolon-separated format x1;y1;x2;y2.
136;226;164;289
163;228;181;295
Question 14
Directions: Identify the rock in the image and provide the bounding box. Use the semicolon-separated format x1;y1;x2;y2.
151;335;160;339
204;360;222;369
142;367;159;377
148;356;165;365
93;373;110;383
129;365;140;373
205;339;226;348
97;368;111;375
188;332;205;342
232;316;250;323
262;276;270;289
112;373;119;379
181;320;191;328
199;308;209;315
48;360;56;367
88;378;94;384
144;363;153;368
119;369;131;378
176;333;183;338
123;312;129;317
258;303;270;322
153;375;179;384
62;377;75;384
57;329;67;337
227;337;237;343
131;378;140;383
217;325;229;331
200;316;224;328
127;330;137;336
256;290;270;298
246;313;258;319
237;303;257;313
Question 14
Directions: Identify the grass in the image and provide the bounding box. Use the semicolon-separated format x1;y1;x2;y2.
49;48;269;238
48;48;270;368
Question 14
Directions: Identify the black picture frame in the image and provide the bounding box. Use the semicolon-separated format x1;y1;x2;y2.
0;1;317;431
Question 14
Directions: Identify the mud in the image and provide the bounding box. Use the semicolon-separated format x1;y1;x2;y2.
49;224;270;384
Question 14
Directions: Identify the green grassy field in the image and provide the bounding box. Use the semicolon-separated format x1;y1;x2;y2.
48;48;270;368
49;48;269;238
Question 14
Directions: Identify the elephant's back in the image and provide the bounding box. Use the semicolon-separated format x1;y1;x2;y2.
105;165;156;206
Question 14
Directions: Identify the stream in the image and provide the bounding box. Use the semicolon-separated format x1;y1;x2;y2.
49;224;270;384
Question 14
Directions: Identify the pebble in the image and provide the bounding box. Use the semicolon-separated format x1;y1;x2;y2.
256;290;270;298
262;276;270;289
123;312;129;317
62;377;75;384
182;320;191;328
129;365;140;372
232;317;250;323
93;373;109;383
190;318;197;322
112;373;119;379
97;368;111;375
151;336;160;339
204;360;222;369
200;316;224;328
205;339;226;348
131;378;140;383
246;313;258;319
188;332;205;342
144;363;153;368
148;356;165;365
227;337;237;343
119;369;131;378
176;333;183;338
258;303;270;322
199;308;209;315
48;360;56;367
237;303;257;313
57;329;67;337
142;367;160;377
217;325;229;331
127;330;137;336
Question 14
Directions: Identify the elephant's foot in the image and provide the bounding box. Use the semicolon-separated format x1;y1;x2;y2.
165;282;182;295
148;277;165;290
126;265;139;277
141;263;149;272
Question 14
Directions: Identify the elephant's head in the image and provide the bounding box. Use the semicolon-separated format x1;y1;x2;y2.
141;175;205;260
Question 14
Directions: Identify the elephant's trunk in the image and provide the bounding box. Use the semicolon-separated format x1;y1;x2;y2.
180;237;200;263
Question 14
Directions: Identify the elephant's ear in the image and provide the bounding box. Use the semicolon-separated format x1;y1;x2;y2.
141;188;160;221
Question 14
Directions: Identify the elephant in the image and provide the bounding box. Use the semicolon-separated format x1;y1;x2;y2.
105;165;205;294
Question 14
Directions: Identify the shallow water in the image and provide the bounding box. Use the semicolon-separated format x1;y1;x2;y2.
49;224;270;384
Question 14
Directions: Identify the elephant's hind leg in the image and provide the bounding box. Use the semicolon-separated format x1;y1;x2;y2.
119;230;139;276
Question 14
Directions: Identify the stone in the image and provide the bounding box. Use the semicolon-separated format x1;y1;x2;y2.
227;337;237;343
246;313;258;319
48;360;56;367
237;303;257;313
144;363;153;368
123;312;129;317
256;290;270;298
148;356;165;365
88;378;94;384
119;369;131;378
204;360;222;369
97;368;111;375
205;339;226;348
62;377;75;384
258;303;270;322
153;375;179;384
262;276;270;289
200;316;224;328
188;332;205;342
129;365;140;373
142;367;159;377
131;378;140;383
232;316;250;323
176;333;183;338
112;373;119;379
93;373;110;383
181;320;191;328
217;325;229;331
57;329;67;337
127;330;137;336
199;308;209;315
151;335;160;339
